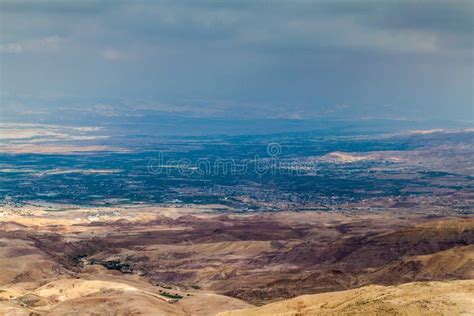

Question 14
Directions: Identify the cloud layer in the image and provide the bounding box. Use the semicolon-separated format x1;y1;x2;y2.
0;0;472;121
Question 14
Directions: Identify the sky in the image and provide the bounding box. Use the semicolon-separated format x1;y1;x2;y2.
0;0;473;122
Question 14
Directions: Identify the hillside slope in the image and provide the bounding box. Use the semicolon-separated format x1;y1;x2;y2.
220;280;474;316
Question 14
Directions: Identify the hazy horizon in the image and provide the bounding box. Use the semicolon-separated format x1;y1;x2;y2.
1;0;473;124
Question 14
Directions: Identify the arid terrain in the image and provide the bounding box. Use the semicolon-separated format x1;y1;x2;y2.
1;128;472;315
0;204;472;315
2;0;473;313
220;280;474;316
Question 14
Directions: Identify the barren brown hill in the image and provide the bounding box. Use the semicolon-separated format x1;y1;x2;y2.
225;218;474;303
368;245;474;284
220;280;474;316
0;206;472;314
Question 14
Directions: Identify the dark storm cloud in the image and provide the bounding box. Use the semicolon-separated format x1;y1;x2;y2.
366;1;473;34
349;0;474;49
0;0;116;14
0;0;472;121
